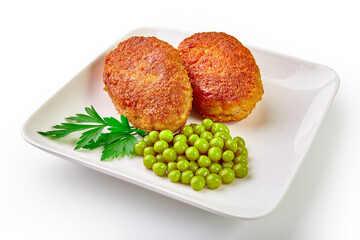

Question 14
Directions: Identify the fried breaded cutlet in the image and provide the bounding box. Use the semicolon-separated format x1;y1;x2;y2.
103;36;193;132
178;32;264;122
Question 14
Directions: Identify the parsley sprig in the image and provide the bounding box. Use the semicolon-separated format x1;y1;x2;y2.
38;106;146;161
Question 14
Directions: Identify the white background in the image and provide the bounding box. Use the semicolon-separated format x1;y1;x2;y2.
1;0;359;239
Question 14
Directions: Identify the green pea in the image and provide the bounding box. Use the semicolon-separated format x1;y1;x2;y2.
233;155;248;165
173;141;188;155
224;139;238;153
206;173;222;189
141;124;250;190
148;131;160;143
190;176;206;191
221;161;234;169
168;170;181;183
185;146;200;161
177;159;190;172
197;155;211;168
180;125;194;137
200;131;213;142
194;138;209;154
159;130;173;143
208;147;222;162
143;146;156;156
219;168;235;184
188;134;200;146
162;148;177;162
156;153;166;163
189;161;199;173
233;164;248;178
235;146;248;158
177;155;188;161
211;123;227;135
153;140;169;153
181;170;194;184
189;123;197;128
152;162;167;176
166;162;176;173
134;141;147;156
173;134;187;143
202;119;213;131
214;131;232;142
211;123;230;134
209;137;224;149
195;167;210;178
234;136;246;147
208;163;222;174
193;124;205;135
143;155;156;169
222;125;230;134
143;135;153;146
222;150;235;162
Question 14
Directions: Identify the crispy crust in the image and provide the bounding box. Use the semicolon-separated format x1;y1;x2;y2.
103;36;193;132
178;32;264;122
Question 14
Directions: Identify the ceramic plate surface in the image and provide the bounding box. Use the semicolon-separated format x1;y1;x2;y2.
22;27;339;219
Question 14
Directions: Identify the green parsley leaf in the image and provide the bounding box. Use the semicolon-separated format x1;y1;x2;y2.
38;106;144;161
74;126;105;150
66;106;105;124
135;128;147;137
101;135;138;161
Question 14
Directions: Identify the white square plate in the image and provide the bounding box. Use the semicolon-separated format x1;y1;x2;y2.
22;27;339;219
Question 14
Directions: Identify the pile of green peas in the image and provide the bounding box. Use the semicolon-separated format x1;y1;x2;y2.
134;119;249;191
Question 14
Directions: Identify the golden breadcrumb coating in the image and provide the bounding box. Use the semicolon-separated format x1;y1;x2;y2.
103;36;193;132
178;32;264;122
